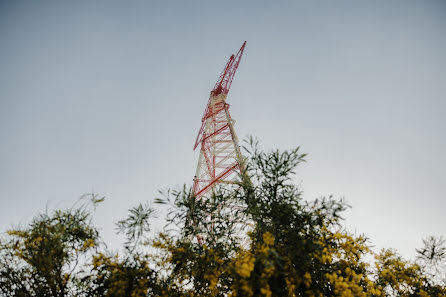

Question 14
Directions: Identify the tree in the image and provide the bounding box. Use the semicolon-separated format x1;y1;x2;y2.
151;138;446;297
0;194;101;297
1;138;445;296
86;203;160;297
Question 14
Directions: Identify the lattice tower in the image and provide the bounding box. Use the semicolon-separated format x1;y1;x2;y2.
193;42;247;199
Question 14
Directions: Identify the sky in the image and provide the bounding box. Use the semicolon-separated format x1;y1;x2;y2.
1;0;445;259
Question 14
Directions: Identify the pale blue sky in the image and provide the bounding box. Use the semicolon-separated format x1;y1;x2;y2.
1;0;445;258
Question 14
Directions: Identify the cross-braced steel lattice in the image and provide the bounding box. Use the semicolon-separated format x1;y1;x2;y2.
193;42;247;199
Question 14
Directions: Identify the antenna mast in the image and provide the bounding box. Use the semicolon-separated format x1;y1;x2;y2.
193;41;247;198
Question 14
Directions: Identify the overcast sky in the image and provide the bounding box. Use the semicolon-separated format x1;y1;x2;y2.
1;0;445;258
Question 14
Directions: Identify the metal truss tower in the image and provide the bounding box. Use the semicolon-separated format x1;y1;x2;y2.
193;42;247;198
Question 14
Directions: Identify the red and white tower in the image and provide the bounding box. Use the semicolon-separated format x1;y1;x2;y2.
193;42;247;198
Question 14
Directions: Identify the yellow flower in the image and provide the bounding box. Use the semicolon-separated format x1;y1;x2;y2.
235;253;255;278
260;286;272;297
303;272;312;288
83;238;95;249
263;232;275;246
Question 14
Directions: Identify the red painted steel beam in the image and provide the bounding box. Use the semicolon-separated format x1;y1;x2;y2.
211;41;246;96
194;163;239;198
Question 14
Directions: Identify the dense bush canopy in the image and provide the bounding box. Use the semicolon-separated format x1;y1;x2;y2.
1;139;445;296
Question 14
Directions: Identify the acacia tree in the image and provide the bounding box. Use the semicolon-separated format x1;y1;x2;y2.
0;195;102;297
87;203;160;297
151;138;446;297
1;138;445;297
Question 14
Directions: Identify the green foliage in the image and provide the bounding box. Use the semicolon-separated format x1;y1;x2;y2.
116;203;155;252
88;253;158;297
0;194;100;297
1;138;445;297
417;236;446;266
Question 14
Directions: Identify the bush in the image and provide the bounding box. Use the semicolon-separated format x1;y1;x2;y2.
1;139;445;296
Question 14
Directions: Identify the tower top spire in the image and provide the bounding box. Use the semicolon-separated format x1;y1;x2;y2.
194;41;247;150
211;41;247;97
